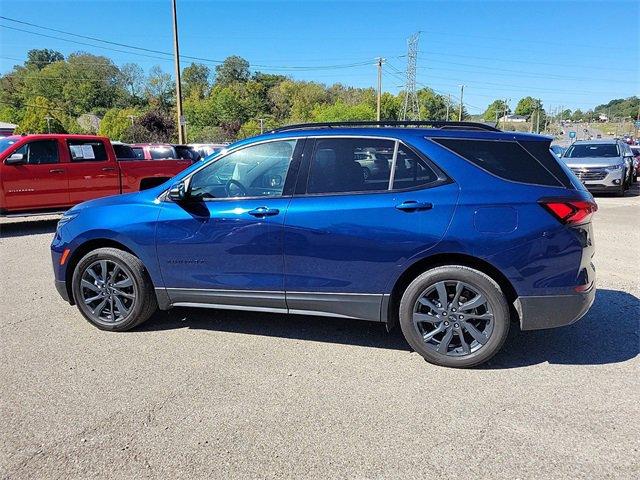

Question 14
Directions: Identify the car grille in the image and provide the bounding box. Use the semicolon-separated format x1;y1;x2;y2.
570;167;607;181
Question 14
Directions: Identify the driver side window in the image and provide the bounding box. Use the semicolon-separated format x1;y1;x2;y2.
189;140;296;199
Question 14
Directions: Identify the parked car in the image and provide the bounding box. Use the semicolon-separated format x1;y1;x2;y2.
174;144;201;162
550;144;566;157
561;139;635;195
630;145;640;179
0;134;193;216
51;121;597;368
189;143;228;159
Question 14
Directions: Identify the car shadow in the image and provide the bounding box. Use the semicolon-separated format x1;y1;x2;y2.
139;288;639;368
593;183;639;198
0;218;59;238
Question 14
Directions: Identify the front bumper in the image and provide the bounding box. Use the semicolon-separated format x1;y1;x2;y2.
54;279;71;303
515;284;596;331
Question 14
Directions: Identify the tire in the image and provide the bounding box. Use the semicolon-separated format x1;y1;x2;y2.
399;265;510;368
615;174;626;196
71;247;157;331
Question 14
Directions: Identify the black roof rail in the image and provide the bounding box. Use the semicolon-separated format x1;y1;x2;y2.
271;120;501;133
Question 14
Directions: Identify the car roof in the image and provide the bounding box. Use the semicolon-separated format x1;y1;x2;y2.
571;139;619;145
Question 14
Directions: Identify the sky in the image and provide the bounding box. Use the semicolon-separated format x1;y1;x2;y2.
1;0;638;115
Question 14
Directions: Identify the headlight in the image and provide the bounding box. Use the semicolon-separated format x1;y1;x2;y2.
57;212;78;229
606;164;623;171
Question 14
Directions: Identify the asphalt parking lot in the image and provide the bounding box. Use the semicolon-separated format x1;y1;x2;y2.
1;187;638;479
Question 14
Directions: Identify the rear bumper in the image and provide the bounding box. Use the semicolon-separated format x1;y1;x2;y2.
515;284;596;331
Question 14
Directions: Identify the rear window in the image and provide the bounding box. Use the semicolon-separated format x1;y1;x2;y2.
67;140;108;162
565;143;619;158
434;138;561;187
149;146;176;160
392;144;440;190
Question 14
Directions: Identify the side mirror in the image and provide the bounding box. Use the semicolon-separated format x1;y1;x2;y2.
167;180;189;202
5;153;24;165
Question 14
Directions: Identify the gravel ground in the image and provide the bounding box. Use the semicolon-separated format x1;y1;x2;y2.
1;187;638;479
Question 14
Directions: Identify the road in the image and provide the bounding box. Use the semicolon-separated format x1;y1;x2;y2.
1;188;639;479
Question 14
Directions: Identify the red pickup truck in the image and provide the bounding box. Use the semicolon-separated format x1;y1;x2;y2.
0;134;193;216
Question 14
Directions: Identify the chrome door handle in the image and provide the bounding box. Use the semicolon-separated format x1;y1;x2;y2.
101;167;116;172
248;206;280;217
395;201;433;211
49;168;65;174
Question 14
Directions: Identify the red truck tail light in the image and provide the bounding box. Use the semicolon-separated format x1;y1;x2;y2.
540;200;598;225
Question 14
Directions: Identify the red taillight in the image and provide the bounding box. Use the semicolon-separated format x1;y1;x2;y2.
540;200;598;225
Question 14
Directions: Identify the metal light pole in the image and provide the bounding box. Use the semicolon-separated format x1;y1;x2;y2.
171;0;185;144
458;85;465;121
44;116;53;133
446;94;451;121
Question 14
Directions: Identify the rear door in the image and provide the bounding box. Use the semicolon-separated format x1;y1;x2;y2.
1;138;70;211
283;137;458;321
65;138;120;203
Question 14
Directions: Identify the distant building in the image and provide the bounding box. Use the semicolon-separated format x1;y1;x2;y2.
597;114;609;122
500;114;527;123
0;121;17;136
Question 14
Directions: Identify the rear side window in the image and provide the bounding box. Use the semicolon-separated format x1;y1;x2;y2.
131;147;144;159
149;146;176;160
68;140;108;162
519;140;573;188
307;138;394;194
434;138;561;187
112;144;136;160
392;144;439;190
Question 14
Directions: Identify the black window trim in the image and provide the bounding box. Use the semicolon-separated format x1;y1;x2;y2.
430;136;565;188
164;137;304;203
294;135;452;199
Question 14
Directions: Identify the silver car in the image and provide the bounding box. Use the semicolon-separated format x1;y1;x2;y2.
561;139;635;196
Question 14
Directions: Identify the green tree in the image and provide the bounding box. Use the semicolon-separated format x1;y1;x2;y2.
99;108;141;140
145;65;174;109
25;49;64;70
182;63;210;99
483;99;511;122
515;96;543;118
215;56;250;86
310;101;376;122
15;96;66;133
118;63;145;99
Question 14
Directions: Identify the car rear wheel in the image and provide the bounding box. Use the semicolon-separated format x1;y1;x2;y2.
71;247;157;331
399;266;510;368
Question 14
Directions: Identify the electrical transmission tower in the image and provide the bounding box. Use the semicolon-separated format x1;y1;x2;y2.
402;32;420;121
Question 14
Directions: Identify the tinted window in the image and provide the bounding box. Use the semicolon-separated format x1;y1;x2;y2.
392;144;439;190
149;146;176;160
519;140;573;188
307;138;394;194
112;144;136;160
434;138;561;186
565;143;619;158
175;146;198;161
13;140;59;164
131;147;144;159
189;140;296;199
68;140;108;162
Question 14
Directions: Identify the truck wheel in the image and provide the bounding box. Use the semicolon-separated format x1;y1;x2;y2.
399;266;510;368
71;247;157;331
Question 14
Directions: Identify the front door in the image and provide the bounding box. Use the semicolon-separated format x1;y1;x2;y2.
283;137;458;321
155;139;302;310
2;139;70;211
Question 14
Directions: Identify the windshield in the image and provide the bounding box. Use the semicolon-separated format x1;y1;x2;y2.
565;143;619;158
0;137;20;154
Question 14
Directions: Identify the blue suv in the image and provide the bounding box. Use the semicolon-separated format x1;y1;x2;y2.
51;121;597;367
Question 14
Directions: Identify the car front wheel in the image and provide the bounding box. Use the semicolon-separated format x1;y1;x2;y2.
399;266;510;368
71;247;157;331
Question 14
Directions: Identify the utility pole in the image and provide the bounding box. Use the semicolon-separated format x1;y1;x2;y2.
501;98;509;130
376;57;384;122
458;85;464;121
536;108;541;134
171;0;185;144
446;94;451;121
44;116;53;133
